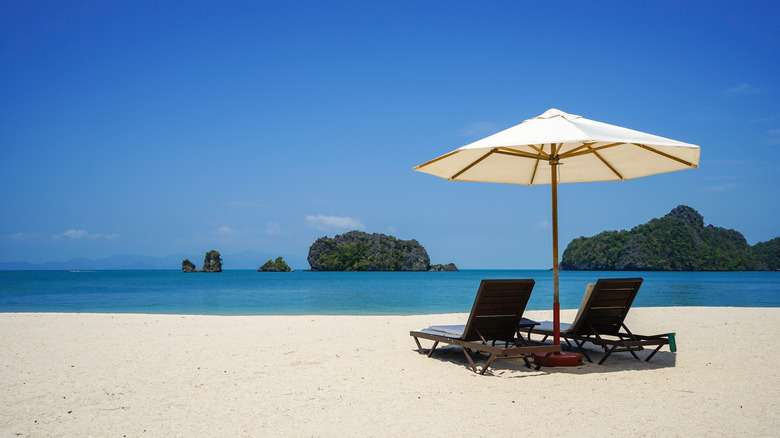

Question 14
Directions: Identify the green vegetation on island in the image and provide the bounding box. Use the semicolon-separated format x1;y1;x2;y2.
258;257;293;272
561;205;779;271
429;263;459;271
307;230;456;271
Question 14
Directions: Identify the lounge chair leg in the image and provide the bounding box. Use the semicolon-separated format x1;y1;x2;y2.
461;347;478;373
598;346;617;365
574;339;593;363
480;354;498;375
645;344;664;362
534;352;553;370
621;323;644;360
427;341;439;358
413;336;424;354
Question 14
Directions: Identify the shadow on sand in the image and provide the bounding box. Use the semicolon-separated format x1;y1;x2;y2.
411;342;676;377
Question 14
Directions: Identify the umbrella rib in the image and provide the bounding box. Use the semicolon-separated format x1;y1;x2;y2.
450;149;496;180
527;144;550;159
530;159;540;185
495;147;546;160
633;144;698;167
558;142;598;158
413;150;460;170
588;145;624;180
561;142;623;159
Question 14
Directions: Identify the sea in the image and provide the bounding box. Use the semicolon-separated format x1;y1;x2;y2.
0;270;778;315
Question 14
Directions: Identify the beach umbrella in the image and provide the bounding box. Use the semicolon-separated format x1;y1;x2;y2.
414;108;700;361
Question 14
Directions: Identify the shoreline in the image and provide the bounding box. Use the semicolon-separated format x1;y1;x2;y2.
2;307;778;436
0;303;778;317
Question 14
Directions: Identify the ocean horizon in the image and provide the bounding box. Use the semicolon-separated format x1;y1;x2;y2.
0;269;778;315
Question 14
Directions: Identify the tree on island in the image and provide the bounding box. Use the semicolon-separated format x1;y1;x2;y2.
258;257;293;272
561;205;779;271
307;231;430;271
429;263;459;271
306;230;457;271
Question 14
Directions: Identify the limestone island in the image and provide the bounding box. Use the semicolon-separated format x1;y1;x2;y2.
182;250;223;273
307;230;457;271
429;263;459;271
561;205;779;271
258;257;293;272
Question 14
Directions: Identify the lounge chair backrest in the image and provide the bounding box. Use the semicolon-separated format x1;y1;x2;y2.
565;282;597;334
461;279;535;342
568;278;643;336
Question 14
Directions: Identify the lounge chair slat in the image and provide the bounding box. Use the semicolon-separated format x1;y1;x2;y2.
591;297;626;309
586;308;627;318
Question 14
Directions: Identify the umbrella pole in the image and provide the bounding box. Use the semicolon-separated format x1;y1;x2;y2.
550;159;561;346
538;157;582;367
534;157;583;367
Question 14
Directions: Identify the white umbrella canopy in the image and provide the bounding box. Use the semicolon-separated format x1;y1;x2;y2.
415;109;700;185
414;108;700;352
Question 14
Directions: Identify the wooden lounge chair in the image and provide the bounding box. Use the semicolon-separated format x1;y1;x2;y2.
527;278;677;365
410;279;561;375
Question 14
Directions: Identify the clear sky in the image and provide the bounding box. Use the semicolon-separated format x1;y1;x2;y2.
2;1;778;269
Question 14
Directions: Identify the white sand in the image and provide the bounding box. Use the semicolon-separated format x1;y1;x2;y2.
1;307;778;437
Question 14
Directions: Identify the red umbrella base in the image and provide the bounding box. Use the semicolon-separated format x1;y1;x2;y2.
534;351;583;367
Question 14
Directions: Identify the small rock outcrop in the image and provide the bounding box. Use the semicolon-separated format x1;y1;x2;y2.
429;263;459;271
307;231;431;271
201;250;223;272
258;257;293;272
182;259;197;273
182;250;223;273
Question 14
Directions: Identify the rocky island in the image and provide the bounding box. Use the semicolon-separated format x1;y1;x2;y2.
561;205;779;271
307;230;456;271
258;257;293;272
429;263;459;271
182;250;223;273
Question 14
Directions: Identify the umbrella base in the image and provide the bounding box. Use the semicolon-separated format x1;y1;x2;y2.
534;351;582;367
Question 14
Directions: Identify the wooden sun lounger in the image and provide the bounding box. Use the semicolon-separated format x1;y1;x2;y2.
410;279;561;375
527;278;676;365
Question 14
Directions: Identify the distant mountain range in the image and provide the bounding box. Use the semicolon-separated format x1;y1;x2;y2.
0;251;309;271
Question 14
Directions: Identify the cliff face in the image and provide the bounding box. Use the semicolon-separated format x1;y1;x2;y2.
201;250;222;272
561;205;779;271
182;259;197;273
307;231;431;271
182;250;222;273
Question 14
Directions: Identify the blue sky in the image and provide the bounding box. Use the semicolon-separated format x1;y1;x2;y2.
2;1;778;269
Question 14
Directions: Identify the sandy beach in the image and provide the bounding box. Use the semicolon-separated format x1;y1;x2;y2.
1;307;778;437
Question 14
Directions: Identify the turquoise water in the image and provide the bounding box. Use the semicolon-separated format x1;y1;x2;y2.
0;270;778;315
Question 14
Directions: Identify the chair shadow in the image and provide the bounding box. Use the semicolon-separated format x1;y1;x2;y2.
411;342;677;377
539;343;678;376
412;344;550;377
